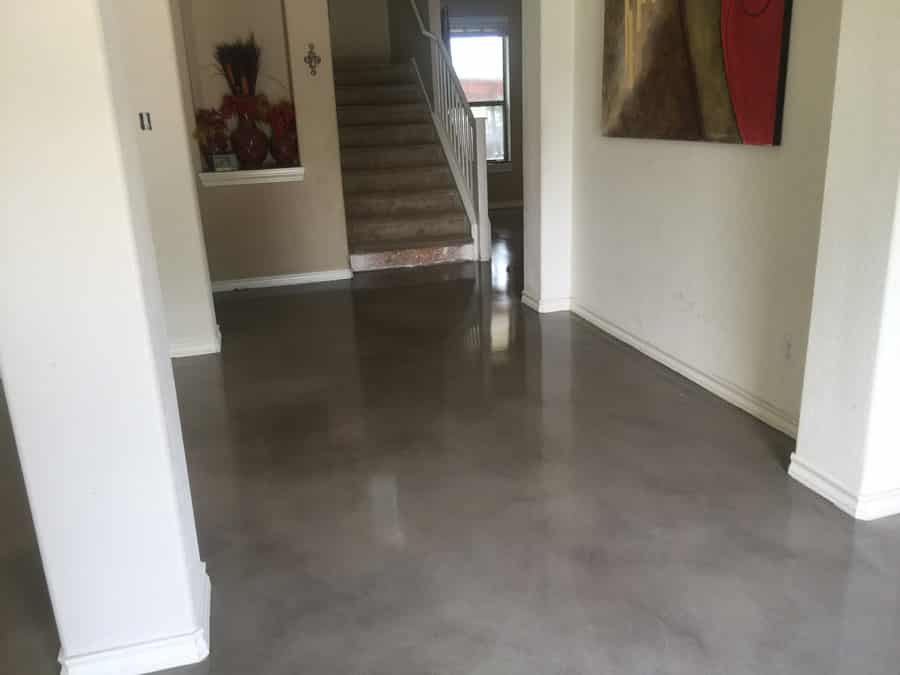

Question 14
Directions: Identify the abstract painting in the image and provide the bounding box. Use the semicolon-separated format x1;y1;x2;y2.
603;0;793;145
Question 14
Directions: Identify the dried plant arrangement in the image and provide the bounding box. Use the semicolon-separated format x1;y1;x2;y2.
214;35;262;97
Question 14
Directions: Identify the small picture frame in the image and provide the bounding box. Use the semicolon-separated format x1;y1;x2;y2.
212;153;240;172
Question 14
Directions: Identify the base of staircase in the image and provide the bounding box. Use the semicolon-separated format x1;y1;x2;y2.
350;240;475;272
336;62;476;275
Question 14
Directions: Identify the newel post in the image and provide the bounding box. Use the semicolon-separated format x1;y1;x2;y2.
475;117;492;261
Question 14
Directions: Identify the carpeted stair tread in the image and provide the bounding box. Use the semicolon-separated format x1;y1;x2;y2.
348;210;469;244
335;64;416;87
342;165;454;193
336;83;422;106
340;123;437;148
338;103;432;126
341;143;446;170
345;188;463;219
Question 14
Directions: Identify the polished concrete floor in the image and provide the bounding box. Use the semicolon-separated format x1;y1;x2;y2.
5;211;900;674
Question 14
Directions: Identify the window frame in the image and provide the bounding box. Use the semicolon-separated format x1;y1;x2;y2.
450;32;511;165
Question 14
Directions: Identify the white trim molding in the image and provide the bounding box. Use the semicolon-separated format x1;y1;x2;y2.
571;302;800;438
522;292;572;314
199;166;304;188
789;455;900;521
59;570;211;675
212;269;353;293
170;326;222;359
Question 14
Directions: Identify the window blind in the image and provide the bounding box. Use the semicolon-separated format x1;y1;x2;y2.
449;16;510;37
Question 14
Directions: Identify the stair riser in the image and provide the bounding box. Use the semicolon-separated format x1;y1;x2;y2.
349;216;469;243
346;191;462;219
336;85;421;106
340;124;437;148
338;105;431;126
335;66;415;86
351;243;476;272
343;168;454;194
341;145;445;170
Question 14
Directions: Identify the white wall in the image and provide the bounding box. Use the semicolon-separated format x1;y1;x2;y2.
1;1;209;671
865;184;900;501
111;0;220;358
564;0;843;435
791;0;900;520
522;0;575;314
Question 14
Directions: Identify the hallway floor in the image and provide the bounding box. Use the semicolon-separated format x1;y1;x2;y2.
4;212;900;674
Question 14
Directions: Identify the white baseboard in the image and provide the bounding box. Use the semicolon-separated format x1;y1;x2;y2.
522;292;572;314
170;326;222;359
789;454;900;521
59;568;211;675
856;490;900;521
571;302;800;438
212;269;353;293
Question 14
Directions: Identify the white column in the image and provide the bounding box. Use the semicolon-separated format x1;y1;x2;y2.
791;0;900;521
1;3;211;674
522;0;575;314
107;0;220;359
475;118;493;262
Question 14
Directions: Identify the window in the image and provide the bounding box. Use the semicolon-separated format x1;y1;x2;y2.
450;32;509;163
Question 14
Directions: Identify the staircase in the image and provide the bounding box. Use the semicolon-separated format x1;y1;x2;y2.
335;63;475;272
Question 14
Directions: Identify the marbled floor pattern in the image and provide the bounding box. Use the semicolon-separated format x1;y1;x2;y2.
4;216;900;674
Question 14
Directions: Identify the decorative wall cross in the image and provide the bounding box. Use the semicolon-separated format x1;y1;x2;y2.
304;44;322;76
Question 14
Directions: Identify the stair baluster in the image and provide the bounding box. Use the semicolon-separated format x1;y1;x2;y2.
406;0;491;261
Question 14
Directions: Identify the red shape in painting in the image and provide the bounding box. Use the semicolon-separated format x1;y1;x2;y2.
721;0;787;145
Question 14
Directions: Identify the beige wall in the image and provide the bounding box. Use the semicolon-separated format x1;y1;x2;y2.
443;0;524;206
178;0;350;282
387;0;434;91
328;0;391;65
567;0;843;434
180;0;294;110
105;0;219;356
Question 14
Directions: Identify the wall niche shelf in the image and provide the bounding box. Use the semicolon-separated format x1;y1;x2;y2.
199;167;305;188
180;0;302;183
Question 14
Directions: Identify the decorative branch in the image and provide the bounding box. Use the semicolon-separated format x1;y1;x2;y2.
214;34;262;96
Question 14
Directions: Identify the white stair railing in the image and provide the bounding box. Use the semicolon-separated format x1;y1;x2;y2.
406;0;491;261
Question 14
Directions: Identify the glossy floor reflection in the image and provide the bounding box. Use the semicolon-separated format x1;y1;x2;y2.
5;211;900;674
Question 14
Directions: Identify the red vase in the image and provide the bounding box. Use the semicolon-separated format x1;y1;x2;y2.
209;130;230;155
270;131;299;167
197;130;230;171
231;117;268;170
